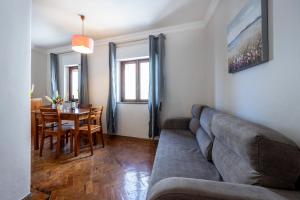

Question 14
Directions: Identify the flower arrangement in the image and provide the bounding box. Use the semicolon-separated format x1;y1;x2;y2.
45;91;64;105
30;84;35;97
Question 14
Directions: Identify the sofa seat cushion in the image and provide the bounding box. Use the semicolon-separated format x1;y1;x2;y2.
149;129;221;188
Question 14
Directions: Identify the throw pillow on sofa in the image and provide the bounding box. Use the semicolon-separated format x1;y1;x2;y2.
196;127;213;161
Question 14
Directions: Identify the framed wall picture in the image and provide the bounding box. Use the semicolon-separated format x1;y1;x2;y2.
227;0;269;73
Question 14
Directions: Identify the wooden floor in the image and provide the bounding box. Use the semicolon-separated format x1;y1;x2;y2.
29;135;156;200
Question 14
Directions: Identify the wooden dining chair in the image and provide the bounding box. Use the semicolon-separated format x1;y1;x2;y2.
92;106;104;135
31;98;43;111
78;104;93;124
39;108;73;158
78;104;92;109
78;104;102;126
31;98;44;149
72;106;104;156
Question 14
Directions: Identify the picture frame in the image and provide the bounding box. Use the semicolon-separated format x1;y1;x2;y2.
227;0;269;73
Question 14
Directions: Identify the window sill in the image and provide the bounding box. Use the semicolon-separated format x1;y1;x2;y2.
117;102;148;105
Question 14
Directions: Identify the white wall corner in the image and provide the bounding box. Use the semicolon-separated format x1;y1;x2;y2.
47;45;73;54
204;0;220;26
31;45;47;54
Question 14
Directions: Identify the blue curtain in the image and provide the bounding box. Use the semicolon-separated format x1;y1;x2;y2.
106;42;118;134
79;54;89;105
50;53;59;98
148;34;165;138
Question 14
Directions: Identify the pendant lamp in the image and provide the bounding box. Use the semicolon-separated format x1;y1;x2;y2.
72;15;94;54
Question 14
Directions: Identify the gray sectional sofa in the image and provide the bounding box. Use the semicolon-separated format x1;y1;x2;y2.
147;105;300;200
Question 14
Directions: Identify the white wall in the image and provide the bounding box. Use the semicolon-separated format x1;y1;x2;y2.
32;51;80;100
88;41;150;138
116;41;150;138
161;28;214;121
88;27;214;138
0;0;31;199
31;49;48;99
207;0;300;146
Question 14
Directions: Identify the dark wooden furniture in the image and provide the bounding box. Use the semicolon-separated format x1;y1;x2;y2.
31;98;43;149
78;104;92;109
32;108;90;157
31;98;43;110
39;108;73;158
78;104;103;127
93;105;104;135
71;106;104;156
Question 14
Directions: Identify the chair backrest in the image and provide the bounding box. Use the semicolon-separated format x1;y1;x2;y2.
78;104;92;109
92;106;103;118
40;108;62;132
92;106;103;125
40;104;52;108
85;106;103;132
31;98;43;111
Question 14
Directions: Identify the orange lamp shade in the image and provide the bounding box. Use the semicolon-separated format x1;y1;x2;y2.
72;34;94;54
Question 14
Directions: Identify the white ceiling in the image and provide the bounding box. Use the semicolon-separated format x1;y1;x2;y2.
32;0;215;49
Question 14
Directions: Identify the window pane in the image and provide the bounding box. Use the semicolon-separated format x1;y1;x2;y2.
72;69;79;99
140;62;149;100
124;63;136;100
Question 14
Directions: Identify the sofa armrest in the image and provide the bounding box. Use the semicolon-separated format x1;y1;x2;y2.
163;118;190;130
147;177;300;200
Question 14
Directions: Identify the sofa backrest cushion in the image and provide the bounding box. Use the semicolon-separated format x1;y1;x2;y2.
196;127;213;161
212;113;300;190
191;104;202;119
189;104;203;134
200;107;220;139
189;118;200;134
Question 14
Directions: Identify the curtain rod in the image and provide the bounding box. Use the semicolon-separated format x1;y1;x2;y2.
115;33;165;45
115;37;148;45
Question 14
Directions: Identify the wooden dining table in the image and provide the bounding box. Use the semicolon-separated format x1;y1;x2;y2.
31;108;90;156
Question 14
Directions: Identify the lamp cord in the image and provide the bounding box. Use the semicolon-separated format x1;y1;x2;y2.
80;15;85;36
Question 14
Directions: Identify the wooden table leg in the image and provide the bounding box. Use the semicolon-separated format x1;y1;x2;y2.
74;116;79;157
93;133;97;145
33;113;39;150
56;133;61;158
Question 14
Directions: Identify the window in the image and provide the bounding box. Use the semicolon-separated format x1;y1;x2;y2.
120;59;149;103
69;66;79;101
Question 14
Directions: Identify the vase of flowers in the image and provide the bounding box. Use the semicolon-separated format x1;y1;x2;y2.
45;91;64;110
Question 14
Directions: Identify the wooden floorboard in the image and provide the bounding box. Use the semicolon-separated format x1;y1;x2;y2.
30;135;156;200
